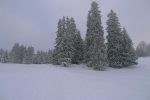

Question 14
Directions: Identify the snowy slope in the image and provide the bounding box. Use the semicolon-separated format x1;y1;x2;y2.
0;57;150;100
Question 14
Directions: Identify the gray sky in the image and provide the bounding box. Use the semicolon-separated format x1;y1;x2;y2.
0;0;150;51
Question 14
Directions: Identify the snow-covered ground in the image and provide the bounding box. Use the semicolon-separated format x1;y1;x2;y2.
0;57;150;100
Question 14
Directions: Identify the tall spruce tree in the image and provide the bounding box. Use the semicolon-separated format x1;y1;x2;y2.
121;28;137;66
53;17;77;65
52;18;65;64
106;10;137;68
106;10;124;68
65;17;76;62
72;30;84;64
85;1;106;70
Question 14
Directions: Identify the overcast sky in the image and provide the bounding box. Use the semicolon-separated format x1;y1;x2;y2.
0;0;150;51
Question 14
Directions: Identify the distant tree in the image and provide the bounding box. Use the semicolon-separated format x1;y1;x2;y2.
85;1;107;70
37;51;43;64
147;44;150;56
23;46;34;64
19;45;26;63
42;51;49;64
136;41;148;57
0;48;4;63
106;10;124;68
10;43;21;63
33;50;49;64
2;50;9;63
48;49;53;64
33;54;38;64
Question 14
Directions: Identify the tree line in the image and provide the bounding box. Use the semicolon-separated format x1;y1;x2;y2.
0;1;138;70
0;43;53;64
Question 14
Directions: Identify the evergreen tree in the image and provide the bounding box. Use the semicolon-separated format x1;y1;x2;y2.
72;30;84;64
10;43;21;63
0;49;10;63
121;28;137;66
147;44;150;56
33;54;38;64
23;46;34;64
136;41;148;57
106;10;124;68
65;17;76;63
33;50;41;64
53;17;77;65
44;52;49;64
19;45;26;63
48;49;53;64
41;51;48;64
0;48;4;62
85;1;106;70
2;50;9;63
52;18;66;64
33;50;49;64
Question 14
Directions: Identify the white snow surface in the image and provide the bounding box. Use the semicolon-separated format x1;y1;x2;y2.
0;57;150;100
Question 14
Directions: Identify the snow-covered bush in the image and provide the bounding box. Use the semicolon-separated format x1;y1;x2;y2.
58;58;71;67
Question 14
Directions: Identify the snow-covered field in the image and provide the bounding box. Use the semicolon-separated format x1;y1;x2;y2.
0;57;150;100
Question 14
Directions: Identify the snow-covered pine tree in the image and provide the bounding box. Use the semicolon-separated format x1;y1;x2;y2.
39;51;44;64
106;10;125;68
52;17;66;64
53;17;77;65
85;1;106;70
65;17;76;63
19;45;26;63
2;50;9;63
42;51;49;64
10;43;21;63
72;30;84;64
147;44;150;56
33;50;42;64
0;48;4;62
121;27;137;66
48;49;53;64
23;46;34;64
33;53;38;64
